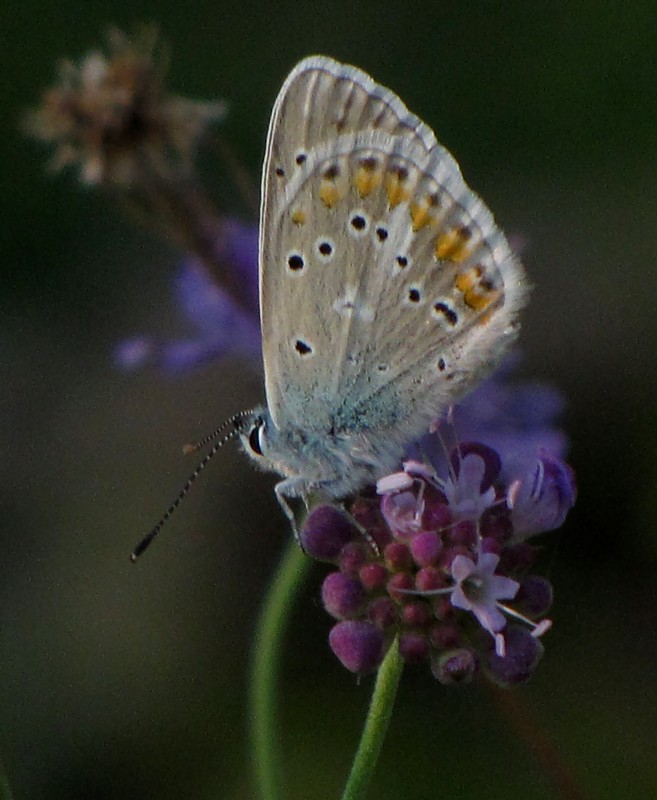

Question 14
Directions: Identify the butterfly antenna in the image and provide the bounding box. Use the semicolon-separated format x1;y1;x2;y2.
182;410;256;454
130;411;253;562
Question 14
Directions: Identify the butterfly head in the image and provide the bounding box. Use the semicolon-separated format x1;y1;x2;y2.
237;406;314;481
238;406;270;464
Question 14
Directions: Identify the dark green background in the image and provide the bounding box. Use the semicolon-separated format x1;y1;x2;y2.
2;2;656;798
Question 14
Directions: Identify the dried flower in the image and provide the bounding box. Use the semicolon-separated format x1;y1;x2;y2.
26;26;224;187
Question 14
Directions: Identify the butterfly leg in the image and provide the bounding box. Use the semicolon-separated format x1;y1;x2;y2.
274;479;343;551
275;478;381;556
274;478;305;545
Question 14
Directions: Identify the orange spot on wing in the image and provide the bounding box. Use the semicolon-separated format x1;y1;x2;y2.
355;166;383;198
455;266;481;293
456;266;500;311
385;171;410;208
409;200;435;232
319;181;341;208
435;227;472;262
464;287;500;311
291;209;306;225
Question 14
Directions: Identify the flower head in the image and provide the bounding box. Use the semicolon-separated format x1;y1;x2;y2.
301;364;576;685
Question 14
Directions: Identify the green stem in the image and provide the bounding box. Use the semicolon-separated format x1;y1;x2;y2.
341;640;404;800
249;539;313;800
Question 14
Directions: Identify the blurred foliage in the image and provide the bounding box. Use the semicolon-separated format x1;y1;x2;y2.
2;1;657;798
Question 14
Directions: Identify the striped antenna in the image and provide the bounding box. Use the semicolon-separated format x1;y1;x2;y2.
182;410;255;454
130;410;254;562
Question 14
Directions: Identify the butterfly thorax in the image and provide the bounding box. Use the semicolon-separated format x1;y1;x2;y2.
239;405;405;500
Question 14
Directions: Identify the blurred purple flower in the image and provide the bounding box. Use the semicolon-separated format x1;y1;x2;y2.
415;354;568;472
115;218;260;372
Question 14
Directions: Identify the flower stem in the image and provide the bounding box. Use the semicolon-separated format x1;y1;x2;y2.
341;640;404;800
249;539;312;800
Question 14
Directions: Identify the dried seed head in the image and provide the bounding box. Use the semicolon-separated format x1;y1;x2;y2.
25;26;225;187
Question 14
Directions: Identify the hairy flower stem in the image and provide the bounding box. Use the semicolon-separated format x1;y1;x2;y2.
341;641;404;800
249;540;312;800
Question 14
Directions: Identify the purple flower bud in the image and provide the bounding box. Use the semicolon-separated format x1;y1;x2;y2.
384;542;412;572
485;626;544;686
480;536;503;555
300;505;357;561
428;623;461;649
432;596;457;622
415;566;447;593
421;498;451;531
351;497;381;529
438;545;471;571
400;601;432;628
387;571;414;600
509;453;577;538
516;576;553;617
321;573;366;619
446;520;476;547
431;648;476;685
410;531;443;567
359;562;389;592
329;621;385;673
398;632;430;664
370;525;394;553
339;542;369;575
367;597;398;630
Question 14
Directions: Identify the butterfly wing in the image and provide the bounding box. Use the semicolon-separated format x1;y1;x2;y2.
259;56;527;444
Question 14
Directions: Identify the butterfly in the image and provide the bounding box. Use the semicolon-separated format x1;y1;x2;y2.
237;56;527;524
131;56;527;560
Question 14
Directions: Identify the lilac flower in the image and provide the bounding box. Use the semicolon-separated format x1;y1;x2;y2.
415;354;569;473
443;450;498;520
450;553;520;643
115;218;260;372
301;366;576;685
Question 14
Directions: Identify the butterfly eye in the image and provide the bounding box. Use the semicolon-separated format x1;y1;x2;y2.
248;420;265;457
